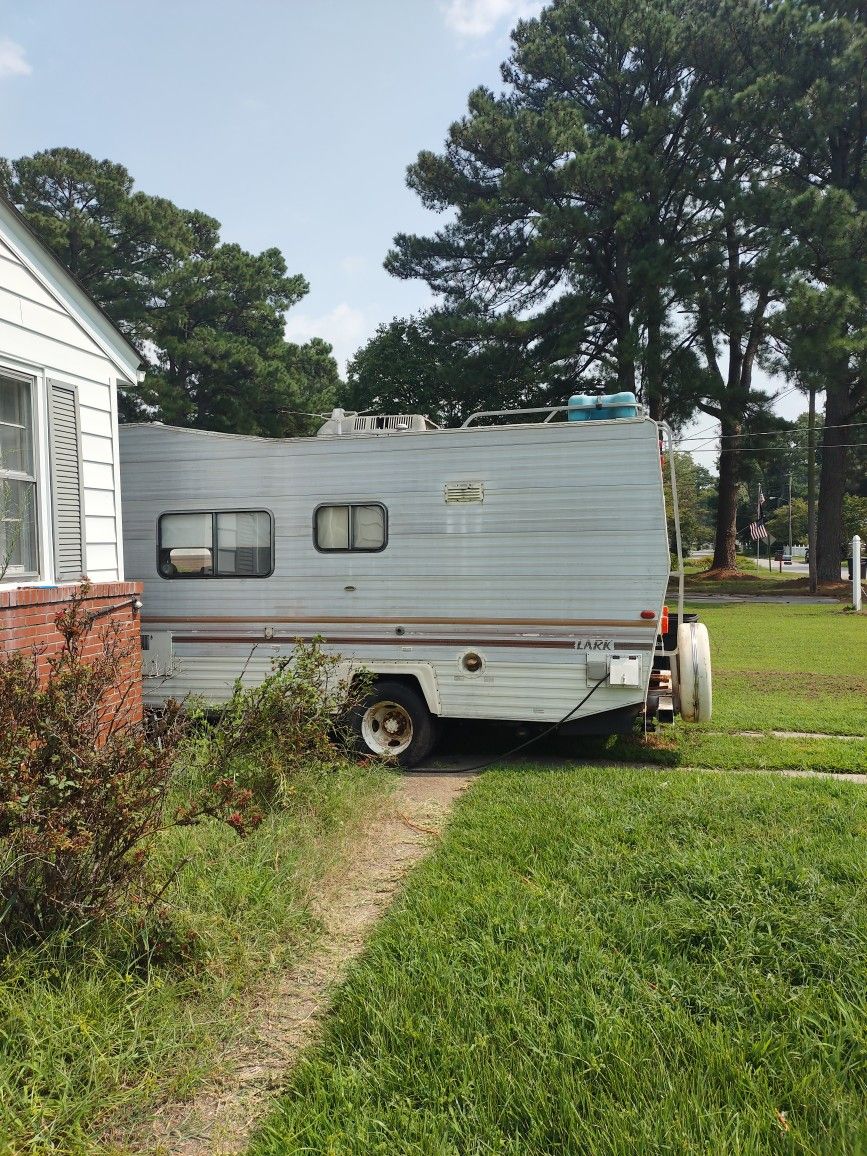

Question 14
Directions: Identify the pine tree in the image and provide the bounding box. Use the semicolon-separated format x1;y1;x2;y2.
0;148;339;435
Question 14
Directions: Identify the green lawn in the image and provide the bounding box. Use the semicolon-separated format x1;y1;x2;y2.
599;730;867;774
250;767;867;1156
688;602;867;736
683;553;804;580
672;554;852;598
565;602;867;773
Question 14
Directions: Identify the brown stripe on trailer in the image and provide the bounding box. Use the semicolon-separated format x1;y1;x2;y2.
143;614;659;628
170;634;657;650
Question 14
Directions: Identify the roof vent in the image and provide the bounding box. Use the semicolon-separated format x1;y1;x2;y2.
317;409;438;437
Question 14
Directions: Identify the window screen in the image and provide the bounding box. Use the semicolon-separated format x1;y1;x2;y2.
158;510;272;577
315;504;386;552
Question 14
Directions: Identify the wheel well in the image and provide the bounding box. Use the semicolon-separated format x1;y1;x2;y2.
354;672;425;697
347;666;440;716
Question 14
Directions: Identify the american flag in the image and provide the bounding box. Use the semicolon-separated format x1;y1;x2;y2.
749;486;768;540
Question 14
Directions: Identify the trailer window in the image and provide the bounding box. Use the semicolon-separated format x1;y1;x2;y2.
158;510;272;578
314;504;386;552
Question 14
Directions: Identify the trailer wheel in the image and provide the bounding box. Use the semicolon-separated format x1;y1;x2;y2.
675;621;713;723
353;681;439;767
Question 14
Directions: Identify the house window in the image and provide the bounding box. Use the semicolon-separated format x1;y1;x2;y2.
0;372;38;578
158;510;273;578
314;503;387;552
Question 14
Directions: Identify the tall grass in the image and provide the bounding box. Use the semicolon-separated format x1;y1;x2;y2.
0;759;388;1154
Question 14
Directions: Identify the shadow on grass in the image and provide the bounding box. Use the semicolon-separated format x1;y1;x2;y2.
431;721;865;776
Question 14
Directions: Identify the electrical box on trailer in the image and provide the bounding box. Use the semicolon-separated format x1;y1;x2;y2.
608;654;642;687
141;631;175;678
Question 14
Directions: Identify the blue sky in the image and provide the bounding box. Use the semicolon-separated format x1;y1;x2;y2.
1;0;802;464
0;0;543;371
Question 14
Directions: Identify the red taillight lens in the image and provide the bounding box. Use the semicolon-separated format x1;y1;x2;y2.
660;605;669;634
640;610;656;620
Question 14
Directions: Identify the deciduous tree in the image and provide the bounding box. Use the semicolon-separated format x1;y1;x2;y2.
343;309;541;427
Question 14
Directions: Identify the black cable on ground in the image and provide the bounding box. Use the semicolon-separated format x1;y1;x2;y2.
434;676;610;774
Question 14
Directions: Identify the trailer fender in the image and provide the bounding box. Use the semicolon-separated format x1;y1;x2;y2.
674;622;712;723
338;662;441;717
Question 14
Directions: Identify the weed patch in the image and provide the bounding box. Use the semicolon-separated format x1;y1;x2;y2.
0;613;389;1154
0;587;257;954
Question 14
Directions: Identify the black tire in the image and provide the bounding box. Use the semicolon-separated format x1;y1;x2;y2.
351;680;439;767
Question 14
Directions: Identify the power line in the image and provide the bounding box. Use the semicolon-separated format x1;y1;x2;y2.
684;440;867;456
675;420;867;444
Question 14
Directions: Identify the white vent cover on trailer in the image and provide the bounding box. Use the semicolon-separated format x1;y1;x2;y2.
444;480;485;504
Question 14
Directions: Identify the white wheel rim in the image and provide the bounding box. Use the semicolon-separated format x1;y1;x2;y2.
361;700;414;756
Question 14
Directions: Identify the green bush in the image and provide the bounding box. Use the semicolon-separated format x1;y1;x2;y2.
185;640;370;806
0;587;259;954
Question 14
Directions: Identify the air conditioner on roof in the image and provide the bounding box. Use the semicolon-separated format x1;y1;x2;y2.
316;409;439;437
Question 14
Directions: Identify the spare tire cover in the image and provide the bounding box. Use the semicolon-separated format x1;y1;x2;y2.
676;621;712;723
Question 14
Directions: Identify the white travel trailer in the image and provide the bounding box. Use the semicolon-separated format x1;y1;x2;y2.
119;403;712;764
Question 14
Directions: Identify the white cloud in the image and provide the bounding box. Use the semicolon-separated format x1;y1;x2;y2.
0;38;31;79
284;302;369;374
441;0;543;38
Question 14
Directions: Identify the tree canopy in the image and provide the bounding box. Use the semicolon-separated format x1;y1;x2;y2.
0;148;338;436
372;0;865;574
342;308;545;427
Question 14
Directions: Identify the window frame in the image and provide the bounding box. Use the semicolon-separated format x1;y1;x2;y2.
157;508;275;579
0;368;39;580
313;502;388;554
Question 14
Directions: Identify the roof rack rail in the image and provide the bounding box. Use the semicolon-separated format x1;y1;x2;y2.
462;400;647;428
461;405;571;428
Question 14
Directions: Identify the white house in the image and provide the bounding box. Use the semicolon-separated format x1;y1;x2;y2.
0;192;146;717
0;192;141;588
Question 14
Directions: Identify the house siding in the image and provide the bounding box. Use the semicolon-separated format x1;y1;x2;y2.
0;231;129;584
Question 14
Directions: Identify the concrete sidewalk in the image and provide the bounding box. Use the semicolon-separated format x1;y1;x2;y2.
683;593;839;604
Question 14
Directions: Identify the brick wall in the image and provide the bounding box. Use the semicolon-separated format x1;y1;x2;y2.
0;581;144;727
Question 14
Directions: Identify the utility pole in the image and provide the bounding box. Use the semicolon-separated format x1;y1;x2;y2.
788;472;792;562
807;387;817;593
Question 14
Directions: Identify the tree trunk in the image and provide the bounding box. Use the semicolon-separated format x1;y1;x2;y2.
613;235;635;395
816;381;851;582
711;419;742;570
645;297;664;422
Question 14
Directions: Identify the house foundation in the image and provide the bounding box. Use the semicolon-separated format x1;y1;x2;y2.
0;581;144;725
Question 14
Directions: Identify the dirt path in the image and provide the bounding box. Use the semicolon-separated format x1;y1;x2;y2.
140;771;474;1156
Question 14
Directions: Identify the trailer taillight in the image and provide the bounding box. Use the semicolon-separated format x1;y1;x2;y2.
660;605;669;634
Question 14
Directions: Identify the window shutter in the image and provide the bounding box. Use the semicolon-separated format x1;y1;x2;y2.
48;380;86;581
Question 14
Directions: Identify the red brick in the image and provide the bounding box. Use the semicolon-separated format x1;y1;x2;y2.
1;581;144;729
